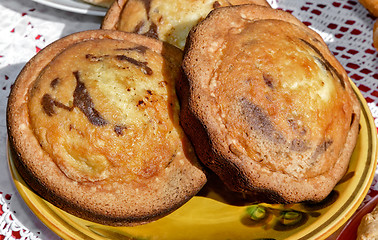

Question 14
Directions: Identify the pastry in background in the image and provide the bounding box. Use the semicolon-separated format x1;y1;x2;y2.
179;4;361;203
81;0;114;8
102;0;271;50
357;203;378;240
7;30;207;226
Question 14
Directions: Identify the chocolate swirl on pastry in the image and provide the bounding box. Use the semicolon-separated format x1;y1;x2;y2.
7;30;206;226
179;5;361;203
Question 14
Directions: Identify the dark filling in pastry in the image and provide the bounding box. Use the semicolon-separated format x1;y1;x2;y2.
41;46;155;134
41;71;108;126
132;0;159;39
240;97;286;144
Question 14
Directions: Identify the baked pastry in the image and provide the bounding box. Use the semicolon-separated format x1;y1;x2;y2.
359;0;378;17
7;30;207;226
101;0;271;50
81;0;114;8
357;203;378;240
358;0;378;52
179;5;361;203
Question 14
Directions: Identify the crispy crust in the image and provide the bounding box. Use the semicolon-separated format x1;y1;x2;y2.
101;0;128;30
179;5;361;203
7;29;207;226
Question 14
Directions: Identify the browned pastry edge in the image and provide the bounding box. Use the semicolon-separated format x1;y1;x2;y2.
7;29;207;226
179;5;361;203
101;0;128;30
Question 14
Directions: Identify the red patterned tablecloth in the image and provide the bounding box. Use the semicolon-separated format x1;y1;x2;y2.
0;0;377;239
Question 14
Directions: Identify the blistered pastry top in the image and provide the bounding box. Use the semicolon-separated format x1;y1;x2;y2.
208;19;354;178
182;4;360;192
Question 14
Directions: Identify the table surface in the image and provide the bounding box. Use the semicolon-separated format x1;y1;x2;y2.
0;0;377;239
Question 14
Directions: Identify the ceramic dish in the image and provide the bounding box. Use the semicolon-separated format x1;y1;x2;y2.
31;0;107;16
8;82;378;240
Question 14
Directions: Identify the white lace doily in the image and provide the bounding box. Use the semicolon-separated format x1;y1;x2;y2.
0;0;376;239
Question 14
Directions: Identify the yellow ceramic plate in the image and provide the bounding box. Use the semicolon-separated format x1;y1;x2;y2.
8;82;378;240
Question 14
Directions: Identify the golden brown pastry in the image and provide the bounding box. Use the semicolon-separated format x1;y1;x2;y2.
82;0;114;8
101;0;271;50
359;0;378;17
179;5;361;203
7;30;206;226
357;203;378;240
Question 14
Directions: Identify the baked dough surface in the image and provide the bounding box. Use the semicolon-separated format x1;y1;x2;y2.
8;30;206;226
